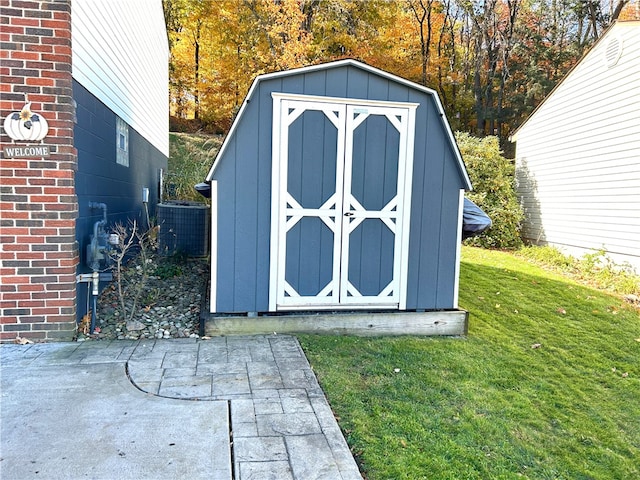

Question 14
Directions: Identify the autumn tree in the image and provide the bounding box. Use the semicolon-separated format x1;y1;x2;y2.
163;0;639;138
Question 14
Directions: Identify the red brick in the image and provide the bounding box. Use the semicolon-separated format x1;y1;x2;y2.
1;25;24;34
25;61;55;70
16;252;45;260
44;204;75;213
17;236;45;244
10;17;40;27
0;75;25;84
14;168;41;177
29;178;56;186
45;282;74;292
31;294;58;303
0;160;28;169
47;299;74;307
41;19;68;30
44;252;70;260
15;187;44;195
46;220;75;228
3;290;30;300
3;226;31;235
24;93;55;103
16;284;45;292
41;53;69;63
26;77;55;87
2;244;29;252
53;11;71;20
50;27;70;40
1;275;30;284
57;289;75;299
18;300;45;308
43;169;72;179
29;228;58;236
1;162;29;172
31;307;60;315
53;45;71;56
40;69;67;79
10;50;40;61
58;259;77;268
0;177;27;185
1;211;29;219
24;43;53;53
43;187;73;196
30;196;59;203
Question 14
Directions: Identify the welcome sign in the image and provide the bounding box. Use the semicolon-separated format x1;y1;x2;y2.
1;101;51;158
3;145;51;158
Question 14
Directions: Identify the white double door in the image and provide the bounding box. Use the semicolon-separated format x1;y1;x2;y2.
270;94;417;311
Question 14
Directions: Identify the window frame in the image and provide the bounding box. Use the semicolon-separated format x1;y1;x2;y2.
116;116;129;167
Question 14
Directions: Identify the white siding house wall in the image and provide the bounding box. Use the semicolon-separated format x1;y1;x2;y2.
71;0;169;156
513;22;640;271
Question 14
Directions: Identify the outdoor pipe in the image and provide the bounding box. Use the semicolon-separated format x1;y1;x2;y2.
88;202;108;334
88;202;107;271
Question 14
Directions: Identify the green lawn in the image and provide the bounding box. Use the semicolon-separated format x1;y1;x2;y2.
299;247;640;480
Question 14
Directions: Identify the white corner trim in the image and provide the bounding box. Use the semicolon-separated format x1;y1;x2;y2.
209;181;218;313
453;189;465;309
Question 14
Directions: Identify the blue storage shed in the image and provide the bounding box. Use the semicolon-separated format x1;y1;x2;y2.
204;59;472;336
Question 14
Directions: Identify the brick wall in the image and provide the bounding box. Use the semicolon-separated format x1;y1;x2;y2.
1;0;78;342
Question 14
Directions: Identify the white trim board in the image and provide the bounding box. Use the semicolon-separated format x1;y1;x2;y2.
209;181;218;313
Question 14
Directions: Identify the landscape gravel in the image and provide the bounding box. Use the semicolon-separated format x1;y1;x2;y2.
78;258;208;341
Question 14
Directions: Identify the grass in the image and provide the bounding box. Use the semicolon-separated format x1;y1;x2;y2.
516;246;639;297
165;132;222;203
298;246;640;479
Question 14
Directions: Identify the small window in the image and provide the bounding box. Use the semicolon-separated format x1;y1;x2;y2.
116;116;129;167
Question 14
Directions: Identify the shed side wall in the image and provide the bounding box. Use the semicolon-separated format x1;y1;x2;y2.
515;23;640;270
406;87;466;309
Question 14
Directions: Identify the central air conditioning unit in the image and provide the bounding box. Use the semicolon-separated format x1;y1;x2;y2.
157;201;209;257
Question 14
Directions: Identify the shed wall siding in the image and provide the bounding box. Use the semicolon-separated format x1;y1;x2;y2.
515;23;640;270
71;0;169;156
212;65;466;313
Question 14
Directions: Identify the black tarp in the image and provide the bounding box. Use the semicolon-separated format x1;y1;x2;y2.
462;198;492;240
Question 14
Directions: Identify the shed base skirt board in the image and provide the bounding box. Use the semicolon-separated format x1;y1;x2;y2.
203;310;468;337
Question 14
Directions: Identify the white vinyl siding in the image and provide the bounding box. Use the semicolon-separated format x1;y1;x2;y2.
72;0;169;156
514;22;640;270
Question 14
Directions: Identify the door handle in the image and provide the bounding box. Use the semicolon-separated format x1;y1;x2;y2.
344;211;354;217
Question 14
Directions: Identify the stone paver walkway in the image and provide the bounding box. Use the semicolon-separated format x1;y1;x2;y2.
0;335;362;480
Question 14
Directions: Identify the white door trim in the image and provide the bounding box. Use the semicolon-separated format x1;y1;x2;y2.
270;93;418;311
